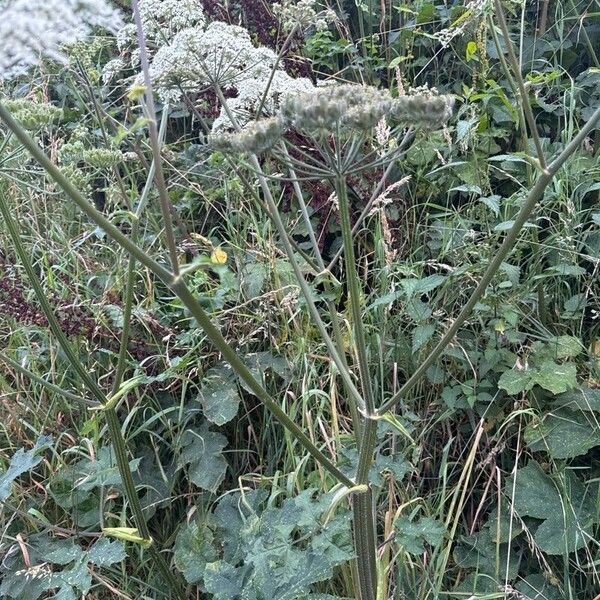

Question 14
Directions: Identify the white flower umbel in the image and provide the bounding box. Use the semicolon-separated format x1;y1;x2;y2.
0;0;123;79
144;20;315;129
273;0;337;33
138;0;206;43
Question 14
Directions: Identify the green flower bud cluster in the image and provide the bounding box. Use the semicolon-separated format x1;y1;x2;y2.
58;129;124;169
209;117;285;154
280;84;394;133
57;164;92;196
81;148;124;168
3;99;62;130
389;93;455;128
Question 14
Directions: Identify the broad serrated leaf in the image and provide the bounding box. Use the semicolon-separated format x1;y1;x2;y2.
412;323;436;353
533;361;577;394
546;335;582;358
498;368;533;395
174;520;218;583
0;435;52;501
400;275;446;298
179;424;228;493
198;368;240;426
525;409;600;458
395;516;445;554
86;538;126;567
203;561;244;597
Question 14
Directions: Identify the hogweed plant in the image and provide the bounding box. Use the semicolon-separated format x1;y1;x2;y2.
0;0;599;598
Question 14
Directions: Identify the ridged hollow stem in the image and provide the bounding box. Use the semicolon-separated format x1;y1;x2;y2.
104;409;187;597
0;350;90;406
0;193;187;598
0;101;354;488
278;143;362;439
352;417;379;600
333;172;378;599
493;0;547;170
334;175;375;414
132;0;180;276
378;102;600;415
210;84;367;413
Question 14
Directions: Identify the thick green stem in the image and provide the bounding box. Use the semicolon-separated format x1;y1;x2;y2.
0;191;187;599
0;100;353;488
0;350;90;406
379;104;600;415
334;176;375;414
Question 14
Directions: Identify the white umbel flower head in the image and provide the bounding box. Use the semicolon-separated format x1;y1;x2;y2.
0;0;123;79
138;0;205;42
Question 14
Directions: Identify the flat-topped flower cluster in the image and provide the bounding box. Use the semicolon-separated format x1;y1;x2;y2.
0;0;122;79
104;0;315;132
210;84;455;155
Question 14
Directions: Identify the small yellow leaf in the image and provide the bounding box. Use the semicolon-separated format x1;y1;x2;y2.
103;527;152;547
127;83;147;102
211;248;227;265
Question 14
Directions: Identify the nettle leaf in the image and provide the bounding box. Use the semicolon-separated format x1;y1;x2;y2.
198;365;241;426
514;574;563;600
525;408;600;458
400;274;446;298
412;323;436;353
533;361;577;395
0;435;52;501
553;385;600;413
395;515;445;555
505;462;597;554
179;424;228;493
498;368;534;395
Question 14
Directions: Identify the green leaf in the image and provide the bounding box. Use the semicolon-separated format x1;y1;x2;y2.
174;489;353;600
534;512;594;554
546;335;582;358
553;385;600;412
514;574;563;600
400;275;446;298
86;538;126;567
498;368;533;395
174;520;218;584
179;424;228;493
198;367;240;426
0;435;52;501
505;462;597;555
525;409;600;458
412;323;435;353
533;361;577;394
395;515;445;555
506;461;562;519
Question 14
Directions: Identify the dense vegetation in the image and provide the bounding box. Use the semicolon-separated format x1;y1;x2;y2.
0;1;599;599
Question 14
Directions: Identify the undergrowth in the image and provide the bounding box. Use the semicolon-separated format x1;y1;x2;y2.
0;1;599;599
